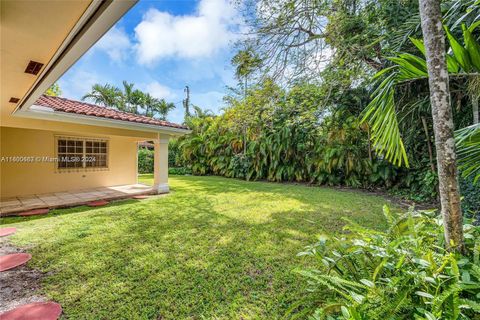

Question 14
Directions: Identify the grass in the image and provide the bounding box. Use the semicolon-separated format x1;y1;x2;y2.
2;175;394;319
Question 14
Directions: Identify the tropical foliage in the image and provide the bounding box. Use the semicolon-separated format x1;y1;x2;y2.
138;140;188;174
363;22;480;168
177;81;401;190
82;81;175;120
175;0;479;209
137;147;154;174
295;207;480;319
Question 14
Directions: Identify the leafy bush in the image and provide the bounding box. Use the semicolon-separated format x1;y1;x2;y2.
229;153;251;179
138;146;192;175
294;207;480;320
138;148;154;174
168;139;182;167
178;82;400;189
459;175;480;219
390;168;439;203
168;167;192;175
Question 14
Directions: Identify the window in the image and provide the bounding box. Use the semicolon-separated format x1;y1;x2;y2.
85;140;107;168
56;137;108;170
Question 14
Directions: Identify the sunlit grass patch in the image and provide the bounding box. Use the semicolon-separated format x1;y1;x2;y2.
4;175;393;319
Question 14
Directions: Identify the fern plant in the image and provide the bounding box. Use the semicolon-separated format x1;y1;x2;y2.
294;207;480;319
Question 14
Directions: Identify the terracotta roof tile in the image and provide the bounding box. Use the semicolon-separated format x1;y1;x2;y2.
35;95;188;130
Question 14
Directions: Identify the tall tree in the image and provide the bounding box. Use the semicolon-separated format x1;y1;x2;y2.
231;47;262;98
418;0;464;252
156;99;176;121
120;81;144;113
142;93;159;118
82;84;122;108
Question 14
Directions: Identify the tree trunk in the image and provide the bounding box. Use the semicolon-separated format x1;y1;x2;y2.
419;0;464;252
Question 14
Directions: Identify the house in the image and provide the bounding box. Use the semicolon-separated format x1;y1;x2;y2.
0;0;190;213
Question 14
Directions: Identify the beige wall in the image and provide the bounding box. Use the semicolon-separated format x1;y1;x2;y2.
0;126;143;198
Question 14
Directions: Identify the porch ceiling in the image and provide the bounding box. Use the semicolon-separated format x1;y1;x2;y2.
1;0;138;132
1;0;91;116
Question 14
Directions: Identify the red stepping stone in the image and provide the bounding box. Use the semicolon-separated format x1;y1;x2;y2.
0;253;32;272
132;195;149;199
0;227;17;237
87;200;109;207
18;208;49;217
0;302;62;320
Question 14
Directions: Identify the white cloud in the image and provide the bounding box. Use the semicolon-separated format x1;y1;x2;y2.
145;81;176;100
58;69;103;100
134;0;240;65
94;26;131;62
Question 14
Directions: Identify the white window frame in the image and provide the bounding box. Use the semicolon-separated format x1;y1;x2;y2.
55;136;109;172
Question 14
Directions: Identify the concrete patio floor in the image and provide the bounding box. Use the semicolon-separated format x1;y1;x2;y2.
0;184;156;216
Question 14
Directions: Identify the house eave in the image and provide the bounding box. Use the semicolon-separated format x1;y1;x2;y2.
16;105;191;136
12;0;138;114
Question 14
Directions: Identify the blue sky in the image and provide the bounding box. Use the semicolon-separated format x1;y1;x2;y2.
58;0;243;123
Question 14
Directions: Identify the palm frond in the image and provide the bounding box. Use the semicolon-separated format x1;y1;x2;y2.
363;21;480;168
456;124;480;183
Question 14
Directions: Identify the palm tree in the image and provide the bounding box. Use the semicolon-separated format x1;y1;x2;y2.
82;84;122;108
156;99;176;120
192;105;214;118
362;21;480;174
231;48;262;98
419;0;464;252
142;93;159;118
119;81;144;113
363;16;480;252
83;81;177;120
141;94;175;120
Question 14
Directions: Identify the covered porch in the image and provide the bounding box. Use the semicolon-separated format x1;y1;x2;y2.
0;183;156;216
0;136;171;217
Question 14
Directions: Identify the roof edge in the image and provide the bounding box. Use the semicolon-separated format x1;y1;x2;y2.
16;105;192;136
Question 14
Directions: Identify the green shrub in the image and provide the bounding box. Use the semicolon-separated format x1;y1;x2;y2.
168;167;192;175
293;207;480;320
389;168;439;203
460;175;480;218
138;147;192;175
138;148;154;174
168;139;182;167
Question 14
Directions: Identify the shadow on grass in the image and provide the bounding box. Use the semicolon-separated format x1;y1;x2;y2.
5;175;391;319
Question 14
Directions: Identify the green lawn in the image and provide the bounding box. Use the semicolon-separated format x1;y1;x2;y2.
3;175;393;319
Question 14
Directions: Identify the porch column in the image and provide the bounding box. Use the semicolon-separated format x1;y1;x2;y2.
153;136;169;194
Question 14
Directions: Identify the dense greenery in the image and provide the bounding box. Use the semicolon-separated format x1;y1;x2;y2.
137;147;154;174
3;175;392;319
459;175;480;217
176;80;447;203
137;140;188;174
174;0;480;208
296;207;480;319
177;81;399;189
363;22;480;168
